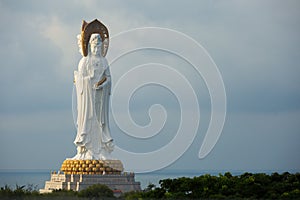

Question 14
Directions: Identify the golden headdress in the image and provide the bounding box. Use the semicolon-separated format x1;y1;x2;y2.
81;19;109;57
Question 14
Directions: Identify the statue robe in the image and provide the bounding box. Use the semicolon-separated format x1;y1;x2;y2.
73;55;112;159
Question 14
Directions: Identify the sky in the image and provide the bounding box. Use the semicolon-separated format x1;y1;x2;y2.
0;0;299;173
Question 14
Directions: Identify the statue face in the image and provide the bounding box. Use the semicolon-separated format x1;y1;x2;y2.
90;34;102;56
91;43;101;56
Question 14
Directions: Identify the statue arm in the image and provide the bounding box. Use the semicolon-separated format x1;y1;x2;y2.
95;76;107;88
94;68;111;89
74;58;86;84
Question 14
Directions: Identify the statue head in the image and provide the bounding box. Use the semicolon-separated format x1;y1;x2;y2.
90;34;102;56
81;19;109;57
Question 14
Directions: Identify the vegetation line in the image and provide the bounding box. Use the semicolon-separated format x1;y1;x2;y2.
1;172;299;199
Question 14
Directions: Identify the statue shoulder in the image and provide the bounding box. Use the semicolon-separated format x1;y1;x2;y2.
79;57;87;65
77;57;88;72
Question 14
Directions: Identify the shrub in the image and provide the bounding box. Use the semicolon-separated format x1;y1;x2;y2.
78;184;114;199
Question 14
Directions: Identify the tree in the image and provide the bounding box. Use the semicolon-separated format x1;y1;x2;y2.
123;172;300;199
78;184;114;199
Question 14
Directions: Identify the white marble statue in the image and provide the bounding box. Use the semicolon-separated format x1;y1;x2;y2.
72;33;114;160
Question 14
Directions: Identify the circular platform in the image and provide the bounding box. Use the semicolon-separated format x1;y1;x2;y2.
60;159;124;175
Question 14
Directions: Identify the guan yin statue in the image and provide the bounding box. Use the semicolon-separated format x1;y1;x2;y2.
73;20;114;160
40;19;141;194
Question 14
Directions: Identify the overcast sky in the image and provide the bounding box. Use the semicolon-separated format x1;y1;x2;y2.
0;0;299;173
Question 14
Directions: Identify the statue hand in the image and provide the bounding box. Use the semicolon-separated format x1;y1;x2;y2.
95;77;107;89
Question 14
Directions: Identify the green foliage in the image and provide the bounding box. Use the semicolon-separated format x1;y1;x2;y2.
0;172;299;199
78;184;114;199
0;184;39;199
123;172;300;199
47;189;78;197
121;190;143;200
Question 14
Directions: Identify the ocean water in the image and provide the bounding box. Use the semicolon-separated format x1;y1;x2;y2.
0;169;292;190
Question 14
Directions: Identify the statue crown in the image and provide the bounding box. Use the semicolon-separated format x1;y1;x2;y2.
81;19;109;57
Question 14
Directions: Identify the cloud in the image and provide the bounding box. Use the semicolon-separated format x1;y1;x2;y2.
0;5;67;113
0;0;299;171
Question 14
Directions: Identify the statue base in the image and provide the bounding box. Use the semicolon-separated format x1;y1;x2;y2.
40;159;141;195
60;159;124;175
